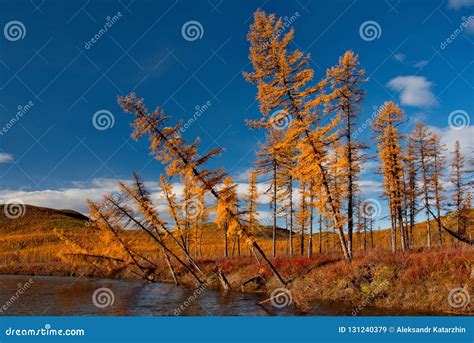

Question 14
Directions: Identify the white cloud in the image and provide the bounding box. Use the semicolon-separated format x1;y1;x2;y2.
256;210;273;225
409;112;429;124
234;168;253;182
0;179;121;214
428;125;474;160
0;153;13;163
414;60;429;68
467;19;474;34
361;161;379;174
0;188;105;214
236;182;249;199
0;177;271;217
393;53;405;62
235;181;274;205
390;53;429;69
448;0;474;9
357;180;383;195
387;76;438;108
0;178;166;214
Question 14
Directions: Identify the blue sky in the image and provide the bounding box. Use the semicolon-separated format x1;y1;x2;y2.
0;0;473;228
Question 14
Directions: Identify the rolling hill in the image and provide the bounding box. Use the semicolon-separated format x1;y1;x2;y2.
0;204;471;314
0;203;471;271
0;204;88;232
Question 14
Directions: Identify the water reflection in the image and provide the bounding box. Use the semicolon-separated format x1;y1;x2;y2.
0;275;434;316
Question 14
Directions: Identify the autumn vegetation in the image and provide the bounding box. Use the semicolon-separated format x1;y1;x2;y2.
0;10;472;314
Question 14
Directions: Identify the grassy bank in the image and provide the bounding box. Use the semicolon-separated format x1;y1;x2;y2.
1;248;472;314
0;205;472;315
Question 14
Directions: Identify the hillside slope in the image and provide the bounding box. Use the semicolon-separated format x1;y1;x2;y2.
0;204;88;232
0;204;471;314
0;204;472;264
0;204;285;271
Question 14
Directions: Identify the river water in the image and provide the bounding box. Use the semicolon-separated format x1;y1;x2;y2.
0;275;432;316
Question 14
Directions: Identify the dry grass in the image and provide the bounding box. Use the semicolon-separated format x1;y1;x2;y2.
290;248;472;314
0;205;472;314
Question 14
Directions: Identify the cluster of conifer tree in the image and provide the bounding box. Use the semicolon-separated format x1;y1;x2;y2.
60;11;472;286
243;11;471;261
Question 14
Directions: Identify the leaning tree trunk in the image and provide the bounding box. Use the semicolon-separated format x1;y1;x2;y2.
289;179;294;257
272;163;277;258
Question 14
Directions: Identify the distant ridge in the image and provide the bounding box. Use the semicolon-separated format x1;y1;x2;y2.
0;203;290;238
0;204;88;232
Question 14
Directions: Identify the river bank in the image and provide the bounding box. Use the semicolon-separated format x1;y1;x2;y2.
1;248;471;315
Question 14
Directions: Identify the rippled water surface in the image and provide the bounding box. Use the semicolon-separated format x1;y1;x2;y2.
0;275;433;316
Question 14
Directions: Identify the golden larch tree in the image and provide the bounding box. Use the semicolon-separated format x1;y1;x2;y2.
449;140;467;238
255;133;281;257
409;122;434;248
245;10;351;261
246;171;259;231
430;133;446;246
216;176;238;258
325;50;367;259
297;181;311;256
371;101;407;252
118;93;287;285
